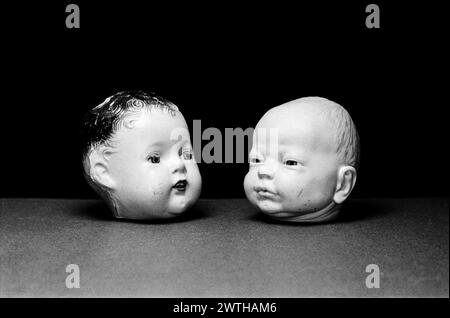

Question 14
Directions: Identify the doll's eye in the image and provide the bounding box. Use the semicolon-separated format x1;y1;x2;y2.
284;160;299;166
249;157;262;164
148;154;161;164
182;150;193;160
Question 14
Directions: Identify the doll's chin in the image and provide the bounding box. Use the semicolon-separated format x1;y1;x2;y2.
251;198;281;214
108;194;196;219
255;201;318;218
167;197;193;215
167;205;188;215
261;204;341;223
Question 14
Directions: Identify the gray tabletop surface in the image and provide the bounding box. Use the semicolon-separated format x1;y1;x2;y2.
1;197;448;297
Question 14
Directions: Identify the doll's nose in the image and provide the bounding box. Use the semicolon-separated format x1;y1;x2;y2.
169;156;187;174
257;163;275;179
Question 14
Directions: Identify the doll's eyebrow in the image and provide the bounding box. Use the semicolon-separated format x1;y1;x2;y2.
278;148;306;161
278;138;299;146
146;141;167;150
278;144;304;153
146;139;187;151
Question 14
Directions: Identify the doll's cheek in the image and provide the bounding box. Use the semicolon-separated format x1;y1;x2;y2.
188;177;202;202
243;170;256;189
274;175;301;198
151;182;170;197
188;166;202;190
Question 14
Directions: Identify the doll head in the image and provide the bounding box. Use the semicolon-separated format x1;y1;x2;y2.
244;97;359;223
82;91;202;220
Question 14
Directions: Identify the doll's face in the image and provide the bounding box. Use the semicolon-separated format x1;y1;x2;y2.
244;103;342;221
101;109;201;219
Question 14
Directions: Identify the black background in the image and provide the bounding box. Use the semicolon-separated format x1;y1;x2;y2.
1;1;447;199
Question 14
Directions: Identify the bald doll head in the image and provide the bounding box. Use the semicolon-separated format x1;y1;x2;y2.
244;97;359;223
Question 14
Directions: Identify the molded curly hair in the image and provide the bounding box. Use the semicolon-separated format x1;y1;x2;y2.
81;90;179;157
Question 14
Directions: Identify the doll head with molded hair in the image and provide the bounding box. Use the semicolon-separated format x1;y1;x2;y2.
244;96;359;223
81;91;202;220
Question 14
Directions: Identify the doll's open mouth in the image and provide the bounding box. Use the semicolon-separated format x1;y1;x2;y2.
173;180;187;192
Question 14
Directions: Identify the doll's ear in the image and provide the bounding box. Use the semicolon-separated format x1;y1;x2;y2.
333;165;357;204
88;147;116;190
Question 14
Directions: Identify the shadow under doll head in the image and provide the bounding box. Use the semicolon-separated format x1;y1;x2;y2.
244;96;360;223
81;91;202;220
